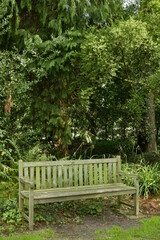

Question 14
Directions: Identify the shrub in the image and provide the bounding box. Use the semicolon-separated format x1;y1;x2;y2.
142;152;160;164
122;162;160;198
137;163;160;198
0;198;22;234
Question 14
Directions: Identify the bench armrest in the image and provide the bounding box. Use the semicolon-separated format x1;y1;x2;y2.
119;171;139;180
119;171;139;189
20;177;34;189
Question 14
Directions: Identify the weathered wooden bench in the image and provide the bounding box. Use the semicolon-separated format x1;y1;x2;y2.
19;156;139;230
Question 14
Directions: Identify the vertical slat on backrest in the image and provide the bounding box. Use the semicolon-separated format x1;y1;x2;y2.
89;164;93;185
104;163;107;184
63;165;68;187
24;167;29;190
30;167;34;192
74;165;78;186
58;165;62;187
94;163;98;185
19;160;23;178
47;166;51;188
79;164;83;186
69;165;73;187
42;166;46;189
22;159;119;189
24;167;29;178
117;156;122;183
108;163;112;183
99;163;103;184
113;162;117;183
24;167;29;182
53;166;57;188
30;167;34;183
36;166;40;189
84;164;88;185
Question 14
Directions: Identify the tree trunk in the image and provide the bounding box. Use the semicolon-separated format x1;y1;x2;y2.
137;91;157;153
146;91;157;152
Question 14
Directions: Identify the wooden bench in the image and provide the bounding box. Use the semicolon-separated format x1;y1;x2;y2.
19;156;139;230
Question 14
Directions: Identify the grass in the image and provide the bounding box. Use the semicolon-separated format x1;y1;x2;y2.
0;229;58;240
1;216;160;240
95;216;160;240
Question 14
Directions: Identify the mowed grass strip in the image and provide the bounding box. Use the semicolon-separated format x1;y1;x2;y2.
0;229;58;240
95;216;160;240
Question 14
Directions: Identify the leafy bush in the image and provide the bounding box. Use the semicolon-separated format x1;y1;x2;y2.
0;199;22;234
122;162;160;198
76;199;103;216
93;140;120;156
137;163;160;198
0;138;20;182
91;139;135;158
23;144;54;162
142;152;160;164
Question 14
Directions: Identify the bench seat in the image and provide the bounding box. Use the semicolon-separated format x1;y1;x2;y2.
21;183;136;203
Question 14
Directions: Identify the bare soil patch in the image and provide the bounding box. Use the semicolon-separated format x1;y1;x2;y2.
53;207;140;240
51;196;160;240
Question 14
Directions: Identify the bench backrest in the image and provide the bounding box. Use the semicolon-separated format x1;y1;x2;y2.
19;157;121;190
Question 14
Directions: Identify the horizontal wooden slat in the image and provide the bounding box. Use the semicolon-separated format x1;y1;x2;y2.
21;183;136;200
23;158;118;167
34;191;136;204
21;182;126;194
21;191;137;205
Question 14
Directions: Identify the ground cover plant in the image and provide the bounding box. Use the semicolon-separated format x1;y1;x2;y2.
0;197;105;235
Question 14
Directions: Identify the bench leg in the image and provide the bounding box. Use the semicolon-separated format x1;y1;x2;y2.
19;193;23;211
29;188;34;230
134;191;139;215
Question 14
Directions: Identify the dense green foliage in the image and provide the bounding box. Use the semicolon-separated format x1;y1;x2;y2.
122;162;160;198
1;1;160;236
1;0;160;186
0;198;22;234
